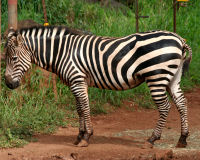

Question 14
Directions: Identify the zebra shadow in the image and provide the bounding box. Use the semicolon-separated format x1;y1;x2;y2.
36;134;144;147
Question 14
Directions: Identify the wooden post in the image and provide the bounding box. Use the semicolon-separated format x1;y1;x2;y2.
135;0;149;33
7;0;18;94
42;0;58;100
8;0;18;30
0;0;1;91
42;0;48;25
135;0;139;32
173;0;189;33
173;0;177;33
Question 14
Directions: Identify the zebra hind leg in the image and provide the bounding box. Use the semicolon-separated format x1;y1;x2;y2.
168;66;189;148
147;81;171;145
70;83;93;147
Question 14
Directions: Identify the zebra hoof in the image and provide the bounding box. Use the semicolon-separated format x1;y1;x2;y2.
74;139;81;145
77;139;89;147
74;136;82;145
74;131;85;145
176;134;188;148
147;134;160;145
141;141;153;149
176;142;187;148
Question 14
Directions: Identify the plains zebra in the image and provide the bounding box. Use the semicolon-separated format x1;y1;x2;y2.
5;26;192;147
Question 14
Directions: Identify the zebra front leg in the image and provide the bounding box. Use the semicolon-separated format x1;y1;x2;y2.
77;103;93;147
70;83;93;147
147;86;171;145
74;101;85;145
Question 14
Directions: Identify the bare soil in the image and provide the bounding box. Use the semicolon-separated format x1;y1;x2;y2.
0;87;200;160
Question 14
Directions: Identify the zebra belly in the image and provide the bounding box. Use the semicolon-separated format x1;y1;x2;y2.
88;73;144;91
125;74;145;90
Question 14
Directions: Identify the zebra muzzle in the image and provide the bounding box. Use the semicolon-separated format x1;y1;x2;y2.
5;76;20;89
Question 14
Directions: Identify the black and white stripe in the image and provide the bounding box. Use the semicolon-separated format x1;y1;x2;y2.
5;26;192;147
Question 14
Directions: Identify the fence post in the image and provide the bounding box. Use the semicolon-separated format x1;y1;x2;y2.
0;0;1;91
135;0;149;33
135;0;139;32
173;0;177;32
8;0;18;30
42;0;58;100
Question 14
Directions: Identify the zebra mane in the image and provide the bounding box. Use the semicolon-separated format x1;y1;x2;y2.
5;26;92;49
18;26;92;37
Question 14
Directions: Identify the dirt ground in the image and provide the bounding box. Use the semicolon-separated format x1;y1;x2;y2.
0;88;200;160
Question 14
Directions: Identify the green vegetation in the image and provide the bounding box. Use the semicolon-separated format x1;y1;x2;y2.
1;0;200;147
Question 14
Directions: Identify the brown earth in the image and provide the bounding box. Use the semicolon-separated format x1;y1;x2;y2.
0;87;200;160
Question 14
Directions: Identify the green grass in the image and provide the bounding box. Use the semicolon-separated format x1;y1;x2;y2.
0;65;68;147
1;0;200;147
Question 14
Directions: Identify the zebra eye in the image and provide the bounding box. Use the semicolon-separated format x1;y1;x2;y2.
12;56;18;61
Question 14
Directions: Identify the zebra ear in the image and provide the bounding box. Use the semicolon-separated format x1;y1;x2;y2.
7;27;16;38
8;27;15;32
16;33;23;46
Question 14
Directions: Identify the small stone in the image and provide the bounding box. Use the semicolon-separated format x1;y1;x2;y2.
8;152;12;155
71;153;78;160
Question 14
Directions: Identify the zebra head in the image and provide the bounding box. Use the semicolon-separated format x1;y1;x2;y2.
5;28;32;89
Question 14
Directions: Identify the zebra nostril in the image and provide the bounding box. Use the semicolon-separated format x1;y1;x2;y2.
5;82;14;89
7;83;13;89
13;81;20;89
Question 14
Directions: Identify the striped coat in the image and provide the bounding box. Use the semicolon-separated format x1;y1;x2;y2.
5;26;192;147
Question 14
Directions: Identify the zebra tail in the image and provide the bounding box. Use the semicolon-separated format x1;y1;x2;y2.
182;43;192;76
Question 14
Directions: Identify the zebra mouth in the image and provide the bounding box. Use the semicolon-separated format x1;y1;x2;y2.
5;80;20;89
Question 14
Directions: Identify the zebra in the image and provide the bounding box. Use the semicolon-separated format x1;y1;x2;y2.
5;26;192;147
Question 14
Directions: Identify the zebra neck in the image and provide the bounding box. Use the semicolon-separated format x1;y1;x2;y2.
20;26;83;76
30;34;73;76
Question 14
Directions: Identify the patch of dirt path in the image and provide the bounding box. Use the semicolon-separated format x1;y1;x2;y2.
0;88;200;160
